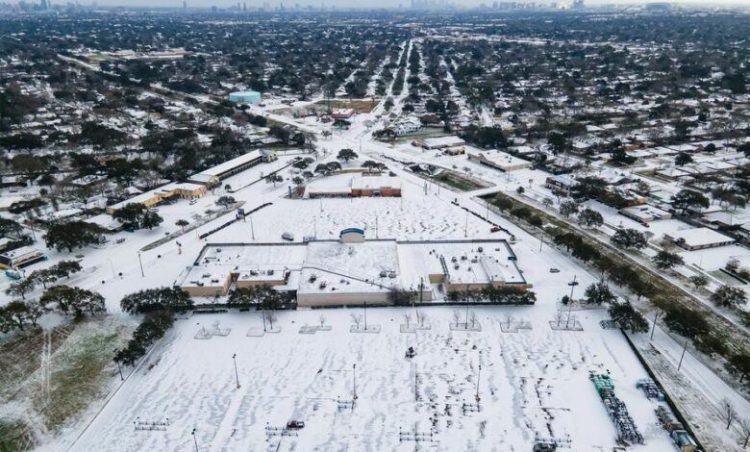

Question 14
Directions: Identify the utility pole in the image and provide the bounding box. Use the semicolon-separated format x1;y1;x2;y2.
137;251;144;277
352;364;358;400
677;338;689;371
191;428;199;452
565;275;578;328
464;210;468;238
363;301;367;331
650;311;661;340
465;303;470;328
475;363;482;403
232;353;240;389
249;214;255;240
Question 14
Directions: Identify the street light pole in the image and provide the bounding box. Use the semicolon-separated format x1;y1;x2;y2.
137;251;144;277
352;364;358;400
650;312;660;340
566;275;578;328
249;215;255;241
191;428;198;452
232;353;240;389
475;363;482;403
677;338;689;371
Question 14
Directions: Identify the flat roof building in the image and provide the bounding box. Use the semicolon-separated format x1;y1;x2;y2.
619;205;672;224
188;150;268;186
467;149;532;172
306;174;402;198
0;246;46;269
176;239;529;306
421;136;465;150
665;227;735;251
106;182;207;215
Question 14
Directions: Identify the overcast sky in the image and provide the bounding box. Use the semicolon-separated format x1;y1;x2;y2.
58;0;750;8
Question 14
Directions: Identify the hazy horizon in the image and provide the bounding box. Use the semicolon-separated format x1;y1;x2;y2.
25;0;750;9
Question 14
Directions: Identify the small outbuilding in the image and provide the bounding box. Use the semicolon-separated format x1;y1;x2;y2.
340;228;366;243
228;90;262;105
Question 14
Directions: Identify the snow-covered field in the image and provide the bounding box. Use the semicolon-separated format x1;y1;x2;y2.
62;307;674;452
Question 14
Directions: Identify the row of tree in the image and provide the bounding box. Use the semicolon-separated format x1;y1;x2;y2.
446;286;537;304
114;287;193;369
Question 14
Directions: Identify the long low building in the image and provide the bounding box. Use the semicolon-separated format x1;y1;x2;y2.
665;227;735;251
306;174;402;198
467;149;532;172
188;149;275;186
0;246;46;269
106;150;276;215
176;237;529;305
106;182;207;214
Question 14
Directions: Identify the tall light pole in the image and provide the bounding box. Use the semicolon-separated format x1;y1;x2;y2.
352;364;358;400
650;311;661;340
191;428;198;452
248;214;255;241
475;363;482;403
565;275;578;328
232;353;240;389
464;210;468;238
137;251;144;277
677;338;689;371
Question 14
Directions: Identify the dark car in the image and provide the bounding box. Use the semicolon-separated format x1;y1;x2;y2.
286;420;305;429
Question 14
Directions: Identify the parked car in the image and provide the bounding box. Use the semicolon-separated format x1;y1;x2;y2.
281;232;294;241
490;226;501;233
549;268;560;273
286;420;305;430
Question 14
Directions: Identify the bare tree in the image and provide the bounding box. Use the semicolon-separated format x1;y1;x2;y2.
318;314;327;328
739;417;750;449
554;307;565;326
452;310;461;326
415;310;427;327
403;313;412;328
263;310;277;330
470;311;478;328
504;314;514;329
351;313;362;329
720;398;738;430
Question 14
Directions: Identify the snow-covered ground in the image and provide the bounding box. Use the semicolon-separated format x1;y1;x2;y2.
60;307;675;452
5;47;750;452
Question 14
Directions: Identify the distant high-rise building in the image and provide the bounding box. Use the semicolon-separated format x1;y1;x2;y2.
40;0;48;9
572;0;584;8
182;0;186;9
